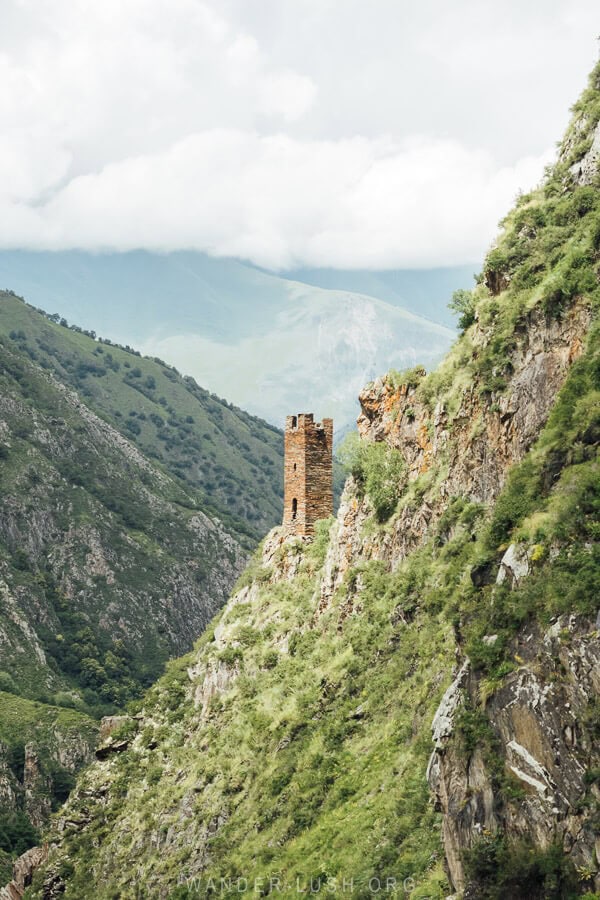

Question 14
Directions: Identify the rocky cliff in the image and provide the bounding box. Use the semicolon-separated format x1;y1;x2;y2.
17;61;600;900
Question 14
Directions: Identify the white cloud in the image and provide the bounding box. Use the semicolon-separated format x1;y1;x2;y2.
0;0;596;268
0;129;553;268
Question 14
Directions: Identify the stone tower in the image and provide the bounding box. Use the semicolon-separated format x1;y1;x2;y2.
283;413;333;536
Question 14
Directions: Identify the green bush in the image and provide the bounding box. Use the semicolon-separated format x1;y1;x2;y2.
0;672;18;695
51;691;83;710
338;433;405;522
50;767;76;809
464;834;579;899
455;703;493;755
388;364;426;390
12;549;30;571
218;646;243;666
0;850;12;887
0;810;39;856
305;516;334;568
448;288;476;331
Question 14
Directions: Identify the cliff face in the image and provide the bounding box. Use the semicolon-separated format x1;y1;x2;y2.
320;300;590;606
0;719;96;832
0;694;97;899
428;614;600;895
318;280;599;896
21;63;600;900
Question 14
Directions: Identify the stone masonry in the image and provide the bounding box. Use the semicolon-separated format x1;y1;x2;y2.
283;414;333;536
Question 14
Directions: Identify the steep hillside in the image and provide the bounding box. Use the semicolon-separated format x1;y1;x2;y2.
0;317;258;871
20;64;600;900
0;292;284;543
0;329;247;709
0;292;286;873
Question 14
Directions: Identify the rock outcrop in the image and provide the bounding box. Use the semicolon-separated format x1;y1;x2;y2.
0;846;48;900
0;713;97;835
318;300;590;611
428;615;600;893
569;120;600;186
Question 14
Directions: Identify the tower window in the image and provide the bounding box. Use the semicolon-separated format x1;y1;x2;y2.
293;463;297;471
291;498;297;519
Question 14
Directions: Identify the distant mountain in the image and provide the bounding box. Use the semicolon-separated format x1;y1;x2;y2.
284;264;474;326
0;251;464;432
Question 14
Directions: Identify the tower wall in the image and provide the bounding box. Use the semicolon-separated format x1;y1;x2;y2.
283;413;333;536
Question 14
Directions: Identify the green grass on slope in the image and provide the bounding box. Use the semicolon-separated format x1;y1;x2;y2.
30;517;463;898
0;690;97;744
436;328;599;690
0;692;98;859
37;313;599;897
0;292;283;543
406;63;600;692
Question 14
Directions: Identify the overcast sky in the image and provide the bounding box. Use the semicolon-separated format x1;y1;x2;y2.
0;0;598;269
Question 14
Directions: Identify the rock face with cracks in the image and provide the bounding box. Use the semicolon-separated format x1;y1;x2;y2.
428;615;600;893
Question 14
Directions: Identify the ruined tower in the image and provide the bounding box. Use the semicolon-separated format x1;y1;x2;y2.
283;413;333;536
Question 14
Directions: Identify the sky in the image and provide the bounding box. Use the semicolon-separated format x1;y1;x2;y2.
0;0;598;270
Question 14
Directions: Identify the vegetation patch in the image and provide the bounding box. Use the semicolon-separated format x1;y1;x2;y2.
339;433;406;522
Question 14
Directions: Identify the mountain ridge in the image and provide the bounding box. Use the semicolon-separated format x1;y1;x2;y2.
0;291;284;542
0;251;459;431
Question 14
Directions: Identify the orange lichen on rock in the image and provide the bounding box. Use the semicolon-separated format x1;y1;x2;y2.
416;422;434;474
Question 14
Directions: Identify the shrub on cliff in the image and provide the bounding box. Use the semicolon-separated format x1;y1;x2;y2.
0;810;40;856
448;288;476;331
464;834;579;899
338;433;405;522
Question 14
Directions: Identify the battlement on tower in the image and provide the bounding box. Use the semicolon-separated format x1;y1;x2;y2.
283;413;333;536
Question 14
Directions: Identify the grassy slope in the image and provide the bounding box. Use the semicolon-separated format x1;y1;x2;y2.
27;64;600;899
28;525;456;897
396;63;600;690
0;691;97;747
0;692;98;863
44;384;597;898
0;293;283;544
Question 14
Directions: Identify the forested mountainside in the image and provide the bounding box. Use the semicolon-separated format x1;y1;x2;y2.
0;292;284;544
22;64;600;900
0;326;248;707
0;297;285;875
